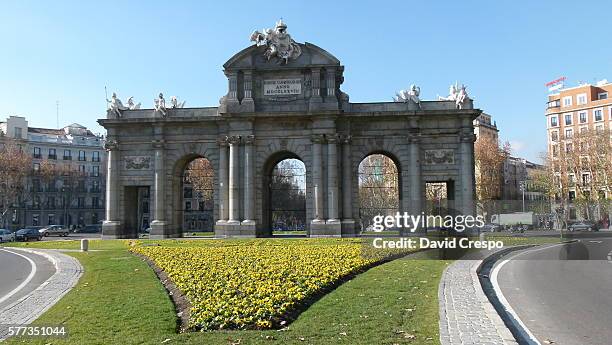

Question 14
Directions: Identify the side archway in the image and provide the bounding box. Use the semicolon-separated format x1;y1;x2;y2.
261;151;307;236
357;152;401;233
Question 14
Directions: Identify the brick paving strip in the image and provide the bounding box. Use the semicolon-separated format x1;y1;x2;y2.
0;248;83;341
438;250;519;345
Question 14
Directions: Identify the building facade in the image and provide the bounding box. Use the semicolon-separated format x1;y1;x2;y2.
473;112;499;143
100;22;480;239
0;116;106;229
545;79;611;221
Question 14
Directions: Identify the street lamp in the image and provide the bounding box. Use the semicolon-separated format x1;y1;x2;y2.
519;181;526;212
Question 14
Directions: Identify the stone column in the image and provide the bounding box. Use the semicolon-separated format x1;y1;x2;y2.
228;135;241;224
242;135;255;225
327;134;340;223
408;134;422;228
311;134;325;223
102;139;121;238
150;140;168;237
460;131;476;216
341;135;353;220
216;136;229;223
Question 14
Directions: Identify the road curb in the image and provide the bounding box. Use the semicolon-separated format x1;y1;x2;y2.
0;248;83;341
477;241;577;345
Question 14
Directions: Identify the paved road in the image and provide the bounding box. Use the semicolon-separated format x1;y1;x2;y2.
0;248;55;310
496;238;612;345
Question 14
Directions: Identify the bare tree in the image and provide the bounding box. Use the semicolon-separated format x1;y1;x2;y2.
0;139;31;228
539;127;611;227
474;136;511;219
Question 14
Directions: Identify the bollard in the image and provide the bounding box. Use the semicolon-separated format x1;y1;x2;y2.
81;239;89;252
479;232;486;242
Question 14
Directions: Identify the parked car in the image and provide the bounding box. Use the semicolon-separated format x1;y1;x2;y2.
39;225;69;237
75;224;102;233
15;228;43;241
0;229;16;242
481;223;502;232
568;221;599;232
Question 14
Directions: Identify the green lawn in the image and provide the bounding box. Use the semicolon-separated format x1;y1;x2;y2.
1;235;559;345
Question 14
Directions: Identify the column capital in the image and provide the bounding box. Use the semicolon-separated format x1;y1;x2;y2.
217;136;229;146
339;134;352;144
243;135;255;145
151;139;165;149
228;135;241;146
311;134;326;144
407;134;421;144
326;133;341;144
104;139;119;151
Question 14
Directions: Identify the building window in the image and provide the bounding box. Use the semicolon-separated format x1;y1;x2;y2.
14;127;22;138
551;131;558;141
33;147;41;158
569;191;576;200
564;113;572;125
78;197;85;208
92;180;100;192
48;214;55;225
593;109;603;121
92;151;100;162
63;149;71;160
564;128;573;139
577;93;587;105
582;173;590;186
48;197;56;209
565;143;573;153
33;163;40;172
185;201;192;212
562;96;572;107
579;111;587;123
78;150;86;161
32;214;40;226
550;116;558;127
598;92;608;100
596;124;604;133
552;145;559;156
92;166;99;177
48;148;56;160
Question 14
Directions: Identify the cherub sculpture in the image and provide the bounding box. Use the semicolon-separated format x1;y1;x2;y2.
170;96;186;108
394;84;421;108
127;97;141;110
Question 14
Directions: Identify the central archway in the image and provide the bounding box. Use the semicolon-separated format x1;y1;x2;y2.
358;153;400;233
262;152;307;236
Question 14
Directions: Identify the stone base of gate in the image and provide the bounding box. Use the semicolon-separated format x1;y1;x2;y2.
341;219;357;236
101;221;124;239
310;219;342;237
149;221;181;239
215;221;257;238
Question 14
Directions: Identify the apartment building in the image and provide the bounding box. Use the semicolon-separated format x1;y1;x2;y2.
473;112;499;143
0;116;106;229
545;79;611;221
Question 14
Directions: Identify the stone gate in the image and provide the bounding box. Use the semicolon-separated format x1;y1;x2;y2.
100;21;479;239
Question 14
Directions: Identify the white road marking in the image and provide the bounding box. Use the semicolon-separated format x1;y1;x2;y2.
607;250;611;263
0;248;37;305
491;242;571;345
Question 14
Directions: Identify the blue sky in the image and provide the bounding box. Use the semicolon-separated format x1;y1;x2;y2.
1;1;610;162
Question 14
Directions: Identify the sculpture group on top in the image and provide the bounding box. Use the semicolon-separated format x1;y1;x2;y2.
106;92;141;118
250;19;302;65
393;84;421;108
438;83;471;109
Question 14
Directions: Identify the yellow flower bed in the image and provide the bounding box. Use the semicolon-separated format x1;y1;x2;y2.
132;240;403;330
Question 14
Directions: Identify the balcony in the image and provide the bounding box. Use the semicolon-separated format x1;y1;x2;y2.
63;156;72;161
33;153;42;159
48;154;57;160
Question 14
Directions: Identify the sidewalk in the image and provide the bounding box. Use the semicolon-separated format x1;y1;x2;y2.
0;248;83;341
439;252;518;345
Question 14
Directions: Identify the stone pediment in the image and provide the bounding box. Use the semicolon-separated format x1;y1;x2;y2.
219;42;347;114
223;42;340;71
